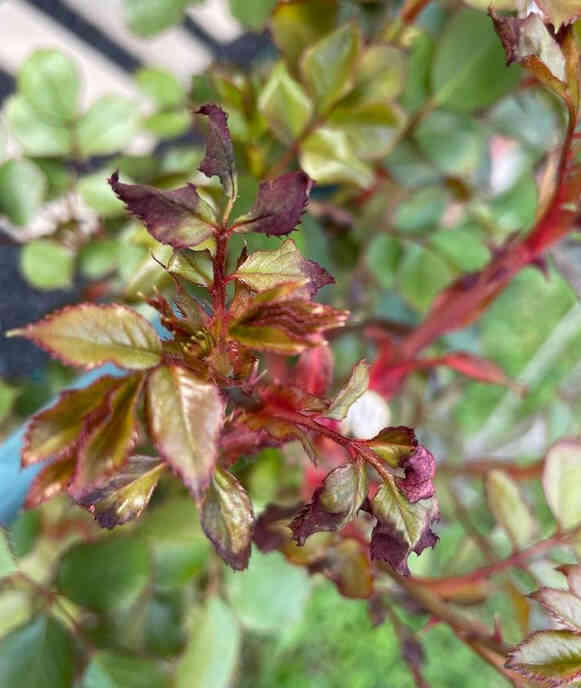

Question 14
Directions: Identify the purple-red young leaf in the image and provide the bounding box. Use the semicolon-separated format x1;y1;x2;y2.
7;304;162;371
146;364;224;499
200;468;254;570
25;456;76;508
234;171;313;236
109;171;215;248
254;502;302;552
396;445;436;504
196;104;236;197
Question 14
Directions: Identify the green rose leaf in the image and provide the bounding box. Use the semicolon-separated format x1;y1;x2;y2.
326;360;369;420
8;304;162;371
486;469;536;549
531;588;581;632
0;159;46;226
18;49;79;122
123;0;195;37
258;61;313;145
0;616;76;688
301;22;360;113
4;95;71;156
0;529;17;580
201;468;254;570
175;597;240;688
20;240;74;291
77;96;137;156
82;651;169;688
25;457;76;508
146;364;224;499
136;67;185;108
543;439;581;530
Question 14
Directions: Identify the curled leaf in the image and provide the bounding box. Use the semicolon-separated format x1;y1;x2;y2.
291;462;367;545
234;172;313;237
109;171;216;249
395;445;436;504
8;304;162;371
326;360;369;420
201;469;254;570
75;455;166;528
196;104;236;198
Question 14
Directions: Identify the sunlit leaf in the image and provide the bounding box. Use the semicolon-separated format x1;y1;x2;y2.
136;67;185;108
77;96;137;156
0;615;75;688
543;439;581;529
146;365;224;499
201;468;254;570
109;172;216;249
8;305;162;371
175;597;240;688
4;95;71;156
506;630;581;685
123;0;195;36
25;457;76;508
531;588;581;631
486;470;536;549
326;360;369;420
20;240;74;291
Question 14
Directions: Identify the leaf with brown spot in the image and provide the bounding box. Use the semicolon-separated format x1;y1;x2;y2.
201;468;254;570
7;304;162;371
74;455;166;529
146;364;224;499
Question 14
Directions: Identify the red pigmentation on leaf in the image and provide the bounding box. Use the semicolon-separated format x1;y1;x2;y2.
396;445;436;504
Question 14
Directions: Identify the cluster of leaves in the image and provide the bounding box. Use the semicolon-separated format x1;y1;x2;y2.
5;0;581;685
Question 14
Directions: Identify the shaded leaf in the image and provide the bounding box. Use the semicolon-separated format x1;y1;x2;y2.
71;375;144;495
0;615;75;688
75;456;165;529
25;457;76;508
531;588;581;631
320;539;373;599
326;360;369;420
506;630;581;685
486;470;536;549
57;536;150;612
229;0;277;28
432;8;521;113
175;597;240;688
196;104;236;198
234;172;312;237
8;305;162;371
349;44;406;106
291;462;368;545
109;171;215;249
82;650;168;688
364;426;417;468
254;502;301;553
0;529;17;579
168;249;213;287
543;439;581;529
233;238;332;294
226;549;310;633
146;365;224;499
200;468;254;570
22;376;121;466
258;61;313;145
18;49;79;122
370;480;439;575
301;22;360;112
0;159;46;226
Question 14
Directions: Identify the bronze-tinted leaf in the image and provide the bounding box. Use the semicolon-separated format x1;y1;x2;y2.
75;455;166;529
70;375;144;497
8;304;162;371
326;360;369;420
200;468;254;570
22;375;120;466
506;630;581;685
25;456;76;508
253;502;301;552
232;239;332;295
233;172;312;237
370;479;439;575
291;462;367;545
319;539;373;599
364;426;417;468
146;364;224;499
196;104;236;198
109;171;216;249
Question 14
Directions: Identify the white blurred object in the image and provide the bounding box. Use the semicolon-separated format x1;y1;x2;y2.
341;390;391;440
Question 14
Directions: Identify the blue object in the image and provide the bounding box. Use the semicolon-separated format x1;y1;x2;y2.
0;365;125;525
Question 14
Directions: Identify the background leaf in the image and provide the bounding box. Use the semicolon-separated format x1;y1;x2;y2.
0;159;46;226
